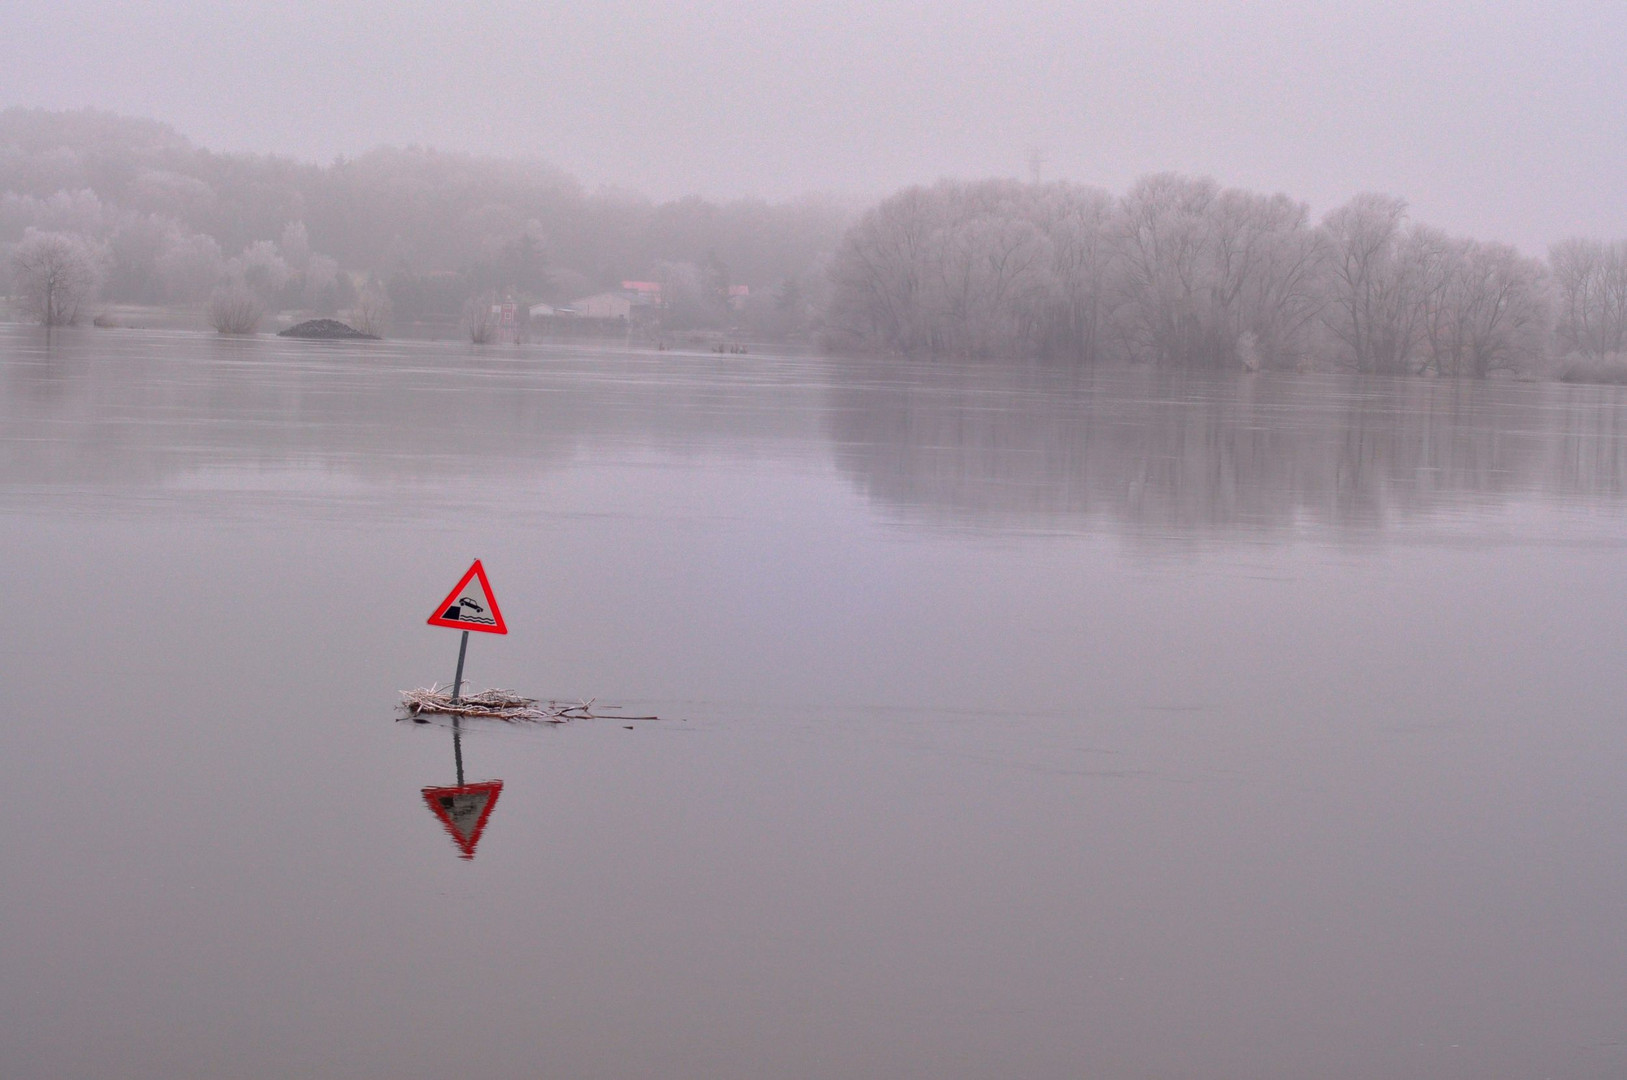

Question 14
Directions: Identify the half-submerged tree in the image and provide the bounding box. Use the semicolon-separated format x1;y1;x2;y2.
349;280;391;338
1030;183;1116;364
924;185;1053;359
1549;238;1627;356
1321;198;1550;376
1417;237;1549;377
826;184;943;355
826;179;1090;360
1113;175;1324;370
829;177;1558;376
828;175;1326;368
1319;195;1414;373
12;230;104;326
463;292;497;344
208;282;262;334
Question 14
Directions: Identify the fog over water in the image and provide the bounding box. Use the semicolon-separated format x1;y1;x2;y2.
5;327;1627;1078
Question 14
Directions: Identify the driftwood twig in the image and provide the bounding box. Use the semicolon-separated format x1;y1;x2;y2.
400;684;658;724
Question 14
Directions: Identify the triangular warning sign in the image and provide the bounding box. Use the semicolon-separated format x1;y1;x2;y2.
427;559;507;634
421;780;504;859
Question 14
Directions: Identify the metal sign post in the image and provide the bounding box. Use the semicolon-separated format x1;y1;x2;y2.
451;629;470;703
450;627;470;785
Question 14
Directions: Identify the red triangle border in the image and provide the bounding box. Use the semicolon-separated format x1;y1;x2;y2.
426;559;508;634
421;780;505;860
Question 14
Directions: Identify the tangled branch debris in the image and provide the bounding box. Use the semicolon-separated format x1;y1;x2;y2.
400;684;658;723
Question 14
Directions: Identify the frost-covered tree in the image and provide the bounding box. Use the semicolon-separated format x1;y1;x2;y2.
11;229;104;325
1418;238;1549;377
925;206;1052;358
208;283;261;334
826;185;944;355
155;231;223;302
828;176;1561;376
1113;174;1222;366
1029;183;1115;363
1211;190;1327;370
279;220;311;274
1320;195;1429;373
829;179;1085;359
230;240;290;303
349;279;391;337
303;253;340;313
462;291;497;344
1113;177;1327;369
1549;238;1627;356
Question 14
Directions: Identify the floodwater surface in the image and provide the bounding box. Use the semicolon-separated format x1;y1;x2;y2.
4;326;1627;1080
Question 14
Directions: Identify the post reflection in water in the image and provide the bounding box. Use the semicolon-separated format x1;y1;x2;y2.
419;715;505;861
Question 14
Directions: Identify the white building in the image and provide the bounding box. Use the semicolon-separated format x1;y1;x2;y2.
571;292;633;320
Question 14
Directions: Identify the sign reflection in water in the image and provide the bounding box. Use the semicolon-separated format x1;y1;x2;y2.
419;715;504;860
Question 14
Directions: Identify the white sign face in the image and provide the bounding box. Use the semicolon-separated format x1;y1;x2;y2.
438;573;496;627
436;789;494;843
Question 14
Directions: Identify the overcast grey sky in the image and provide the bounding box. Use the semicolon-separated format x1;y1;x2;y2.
3;0;1624;252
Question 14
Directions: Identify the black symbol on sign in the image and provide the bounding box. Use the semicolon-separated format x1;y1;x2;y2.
441;597;484;621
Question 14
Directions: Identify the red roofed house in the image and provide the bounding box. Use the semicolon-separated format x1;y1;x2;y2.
621;281;663;308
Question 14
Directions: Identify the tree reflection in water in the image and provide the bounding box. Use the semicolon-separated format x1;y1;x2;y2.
6;327;1627;544
825;357;1627;541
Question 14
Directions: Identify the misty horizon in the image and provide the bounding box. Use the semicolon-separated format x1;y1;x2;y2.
8;106;1623;377
0;104;1601;262
5;2;1627;254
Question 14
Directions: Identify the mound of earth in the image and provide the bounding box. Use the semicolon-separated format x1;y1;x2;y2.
277;318;378;340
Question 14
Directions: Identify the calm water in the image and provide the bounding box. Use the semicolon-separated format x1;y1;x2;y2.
5;325;1627;1080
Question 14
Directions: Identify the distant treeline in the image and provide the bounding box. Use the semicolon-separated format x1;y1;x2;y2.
0;108;848;334
827;176;1627;375
10;109;1627;372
